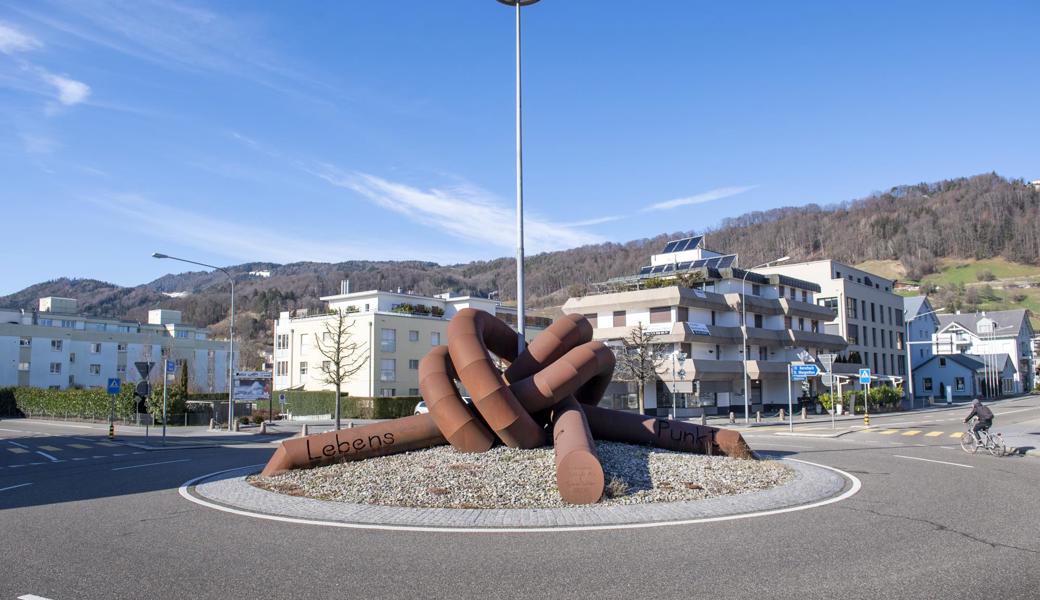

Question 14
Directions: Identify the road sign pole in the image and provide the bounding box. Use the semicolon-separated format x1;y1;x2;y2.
162;359;168;446
787;363;794;432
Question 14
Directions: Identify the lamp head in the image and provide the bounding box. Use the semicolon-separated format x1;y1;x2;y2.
774;256;791;264
496;0;541;5
151;252;168;259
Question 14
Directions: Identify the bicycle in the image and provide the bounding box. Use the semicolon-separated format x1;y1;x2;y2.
959;421;1007;456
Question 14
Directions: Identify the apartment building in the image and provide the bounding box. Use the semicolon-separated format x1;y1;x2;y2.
758;261;907;387
904;295;940;369
932;309;1034;394
0;297;234;391
272;285;546;397
564;237;846;416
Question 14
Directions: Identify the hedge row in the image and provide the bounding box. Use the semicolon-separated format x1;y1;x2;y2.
2;386;138;419
278;391;421;419
819;386;903;411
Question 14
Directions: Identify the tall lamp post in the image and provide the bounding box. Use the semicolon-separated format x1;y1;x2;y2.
903;307;944;409
497;0;540;355
152;253;236;431
741;256;790;423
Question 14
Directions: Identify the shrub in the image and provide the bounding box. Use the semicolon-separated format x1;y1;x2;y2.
0;388;19;416
276;391;421;419
976;270;995;282
1012;293;1027;303
10;385;137;420
252;414;265;425
239;416;251;425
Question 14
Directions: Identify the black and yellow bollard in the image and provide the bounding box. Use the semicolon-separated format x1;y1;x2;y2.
108;423;115;439
863;413;870;427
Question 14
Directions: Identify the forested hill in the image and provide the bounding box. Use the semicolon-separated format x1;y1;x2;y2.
2;173;1037;361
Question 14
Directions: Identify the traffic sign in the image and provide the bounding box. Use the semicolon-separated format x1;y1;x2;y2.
821;373;834;387
134;361;155;379
278;393;286;405
166;360;176;374
791;364;820;378
859;368;871;384
791;373;807;381
819;353;837;372
106;378;121;395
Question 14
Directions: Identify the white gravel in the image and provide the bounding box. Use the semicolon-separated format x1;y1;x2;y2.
251;442;792;508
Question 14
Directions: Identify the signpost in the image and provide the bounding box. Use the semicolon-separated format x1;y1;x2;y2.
106;378;120;439
859;368;872;425
162;360;175;445
234;370;273;425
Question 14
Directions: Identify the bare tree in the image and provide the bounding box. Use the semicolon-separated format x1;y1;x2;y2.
612;323;668;415
314;310;368;430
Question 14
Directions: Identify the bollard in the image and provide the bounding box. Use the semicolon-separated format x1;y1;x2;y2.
108;423;115;439
348;420;355;429
234;420;240;432
699;414;707;426
801;406;808;420
259;421;267;435
863;413;870;427
209;418;216;430
778;408;785;422
300;423;309;437
755;411;762;424
728;411;735;424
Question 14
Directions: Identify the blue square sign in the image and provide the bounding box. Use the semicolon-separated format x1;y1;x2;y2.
106;378;121;395
858;368;871;384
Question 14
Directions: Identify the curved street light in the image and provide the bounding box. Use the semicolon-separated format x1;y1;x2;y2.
741;256;790;423
152;252;236;432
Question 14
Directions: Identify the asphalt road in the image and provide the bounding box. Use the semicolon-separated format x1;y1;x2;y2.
2;396;1038;600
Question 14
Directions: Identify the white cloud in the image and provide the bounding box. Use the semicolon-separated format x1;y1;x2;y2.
561;215;624;227
20;133;60;154
642;185;758;212
88;192;461;265
41;72;90;105
311;166;604;254
0;21;41;54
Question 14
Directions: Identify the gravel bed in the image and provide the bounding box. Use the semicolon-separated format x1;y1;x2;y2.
250;442;793;509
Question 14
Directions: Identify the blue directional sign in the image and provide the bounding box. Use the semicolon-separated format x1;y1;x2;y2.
859;368;872;384
791;364;820;378
106;378;121;395
166;360;176;374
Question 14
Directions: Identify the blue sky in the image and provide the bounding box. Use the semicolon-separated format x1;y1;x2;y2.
1;0;1038;295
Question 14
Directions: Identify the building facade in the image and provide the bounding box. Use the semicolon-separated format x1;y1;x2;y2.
564;237;846;416
903;296;939;370
932;310;1034;395
272;287;546;398
757;261;908;388
0;298;234;391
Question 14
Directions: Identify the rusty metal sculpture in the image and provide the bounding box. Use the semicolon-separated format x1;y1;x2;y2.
261;309;753;504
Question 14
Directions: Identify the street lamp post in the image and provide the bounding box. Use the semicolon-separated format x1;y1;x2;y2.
152;252;236;432
741;256;790;423
671;351;687;420
497;0;540;356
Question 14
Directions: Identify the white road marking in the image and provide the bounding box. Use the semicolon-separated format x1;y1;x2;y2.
0;483;33;493
893;455;973;469
36;451;60;462
8;440;29;449
179;460;863;534
20;594;58;600
0;427;29;433
112;459;190;471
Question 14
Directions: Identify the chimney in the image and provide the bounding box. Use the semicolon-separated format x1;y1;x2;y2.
340;280;350;295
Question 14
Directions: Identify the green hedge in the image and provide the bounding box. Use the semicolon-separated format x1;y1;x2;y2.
278;391;421;419
819;386;904;412
3;385;138;420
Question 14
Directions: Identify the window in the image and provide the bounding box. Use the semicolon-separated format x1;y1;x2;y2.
69;352;76;364
752;284;761;296
650;306;670;324
61;320;75;328
939;357;947;368
779;285;786;298
379;388;396;397
380;358;396;382
758;346;768;360
836;271;841;278
364;304;370;312
276;334;289;350
276;361;288;376
299;362;308;376
847;324;859;345
409;330;419;342
846;297;858;320
322;360;331;372
408;388;420;396
50;362;62;374
898;360;905;376
431;332;441;346
117;364;126;374
801;290;808;302
19;337;31;347
715;344;721;360
680;342;691;356
583;313;597;328
409;359;419;370
677;306;689;322
888;330;894;349
612;311;626;327
924;378;933;391
812;320;819;333
872;328;877;347
381;328;396;352
955;377;965;392
754;314;763;328
89;364;101;375
880;330;886;348
784;316;793;329
322;332;333;343
861;300;866;319
710;311;716;326
888;306;893;324
117;342;127;352
90;343;101;353
51;339;63;351
896;308;904;324
18;362;29;371
39;318;53;327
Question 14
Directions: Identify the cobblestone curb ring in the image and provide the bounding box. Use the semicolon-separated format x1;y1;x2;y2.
181;457;861;532
262;309;754;504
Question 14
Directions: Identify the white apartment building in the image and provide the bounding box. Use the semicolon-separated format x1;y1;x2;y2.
564;237;846;416
272;284;547;397
758;260;908;387
904;295;940;369
932;309;1034;394
0;297;234;391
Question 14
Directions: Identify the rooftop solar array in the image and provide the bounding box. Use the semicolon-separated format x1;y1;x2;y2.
637;254;737;276
661;236;703;254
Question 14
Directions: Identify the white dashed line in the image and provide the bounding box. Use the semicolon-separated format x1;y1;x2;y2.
19;593;58;599
8;440;29;449
0;483;33;493
112;459;190;471
894;455;973;469
36;451;60;462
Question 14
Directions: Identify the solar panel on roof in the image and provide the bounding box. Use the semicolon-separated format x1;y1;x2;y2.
677;261;692;270
651;265;665;274
662;240;680;253
705;257;721;268
639;266;652;275
677;238;693;252
716;255;736;268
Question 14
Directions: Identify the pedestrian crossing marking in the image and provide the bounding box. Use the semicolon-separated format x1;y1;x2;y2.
7;447;29;454
901;430;922;436
879;429;899;435
924;431;944;437
95;442;119;447
950;432;964;438
38;445;62;452
67;443;91;449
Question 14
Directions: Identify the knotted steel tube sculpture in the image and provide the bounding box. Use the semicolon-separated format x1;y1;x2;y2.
261;309;754;504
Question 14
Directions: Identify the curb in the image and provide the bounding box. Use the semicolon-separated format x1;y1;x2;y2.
773;430;856;439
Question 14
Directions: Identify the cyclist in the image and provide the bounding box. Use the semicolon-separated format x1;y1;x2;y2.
963;399;994;443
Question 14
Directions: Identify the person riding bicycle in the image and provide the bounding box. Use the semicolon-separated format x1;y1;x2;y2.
964;399;994;443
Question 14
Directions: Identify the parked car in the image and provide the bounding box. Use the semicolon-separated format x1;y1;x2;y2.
414;400;429;415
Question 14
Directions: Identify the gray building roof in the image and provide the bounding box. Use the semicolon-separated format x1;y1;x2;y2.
920;353;984;372
936;309;1030;337
903;296;931;320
